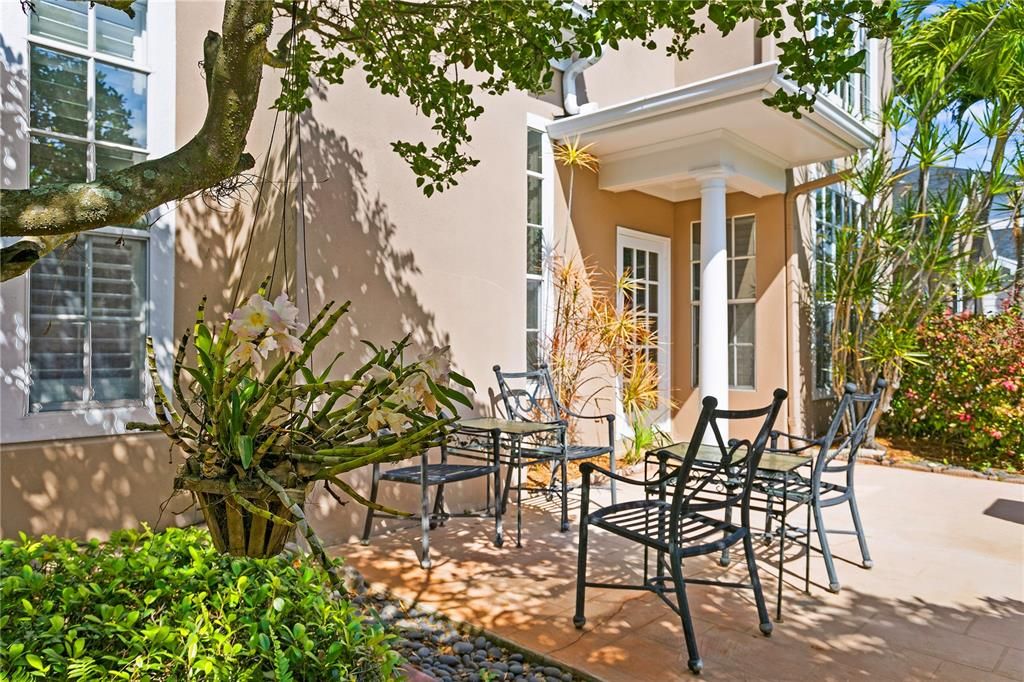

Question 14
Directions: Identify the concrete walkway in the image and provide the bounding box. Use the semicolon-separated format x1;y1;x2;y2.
332;465;1024;681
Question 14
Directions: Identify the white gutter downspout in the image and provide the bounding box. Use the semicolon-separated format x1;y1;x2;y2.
562;50;602;115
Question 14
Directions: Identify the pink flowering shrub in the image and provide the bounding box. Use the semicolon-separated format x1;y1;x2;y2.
885;307;1024;471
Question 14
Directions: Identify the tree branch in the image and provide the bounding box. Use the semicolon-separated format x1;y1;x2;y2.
0;0;273;281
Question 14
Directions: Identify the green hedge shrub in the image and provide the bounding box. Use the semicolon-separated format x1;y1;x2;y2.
0;527;401;681
884;307;1024;471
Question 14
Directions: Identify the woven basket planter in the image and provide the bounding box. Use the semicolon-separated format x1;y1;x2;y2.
177;475;310;558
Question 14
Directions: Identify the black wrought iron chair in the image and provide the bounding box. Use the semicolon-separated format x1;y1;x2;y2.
758;379;885;593
492;364;616;532
574;389;787;675
361;428;503;569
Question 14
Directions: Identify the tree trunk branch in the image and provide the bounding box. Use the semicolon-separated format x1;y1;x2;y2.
0;0;273;281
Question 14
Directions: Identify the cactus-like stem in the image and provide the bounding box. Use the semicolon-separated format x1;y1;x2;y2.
228;480;295;527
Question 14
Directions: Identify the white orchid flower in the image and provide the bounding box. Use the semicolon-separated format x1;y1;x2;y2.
274;332;303;354
364;364;395;384
417;345;451;383
268;293;304;335
229;341;261;369
227;294;275;340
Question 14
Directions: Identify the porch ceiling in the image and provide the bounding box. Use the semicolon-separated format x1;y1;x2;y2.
546;62;876;202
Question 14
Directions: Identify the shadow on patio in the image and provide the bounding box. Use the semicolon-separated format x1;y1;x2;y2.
330;464;1024;681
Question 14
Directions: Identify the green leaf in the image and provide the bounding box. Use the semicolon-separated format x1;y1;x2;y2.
236;435;254;470
448;370;475;389
26;654;44;670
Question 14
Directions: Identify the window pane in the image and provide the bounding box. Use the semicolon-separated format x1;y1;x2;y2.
733;345;755;388
95;63;148;147
526;331;540;370
30;239;87;318
527;175;543;226
30;0;88;48
733;216;755;256
527;129;543;173
691;312;700;387
30;46;88;137
732;257;756;300
90;236;148;402
526;279;541;329
29;239;88;410
691;222;701;260
732;302;755;345
623;248;633;277
648;284;658;313
30;135;87;185
96;146;147;176
527;225;543;276
29;319;87;409
635;285;646;312
96;0;147;60
648;251;658;281
691;263;700;301
91;320;145;401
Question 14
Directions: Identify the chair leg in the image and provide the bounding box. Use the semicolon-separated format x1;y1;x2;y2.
419;456;432;570
848;495;873;569
814;502;840;592
430;483;446;530
743;532;772;636
559;454;570;532
804;500;812;594
719;504;733;566
573;482;591;629
360;463;381;545
493;433;504;548
668;552;703;674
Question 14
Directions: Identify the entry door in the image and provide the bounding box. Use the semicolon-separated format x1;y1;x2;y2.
616;227;671;430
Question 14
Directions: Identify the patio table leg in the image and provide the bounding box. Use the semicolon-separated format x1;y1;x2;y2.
420;449;432;569
805;499;812;593
775;474;788;622
491;428;504;547
516;438;523;548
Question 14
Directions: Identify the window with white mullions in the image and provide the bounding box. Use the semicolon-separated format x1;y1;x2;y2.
813;186;861;397
525;126;551;370
691;216;756;389
25;0;151;411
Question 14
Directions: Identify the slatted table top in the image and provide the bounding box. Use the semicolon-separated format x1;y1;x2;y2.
457;417;562;435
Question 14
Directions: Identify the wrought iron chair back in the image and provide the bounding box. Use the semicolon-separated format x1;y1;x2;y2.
665;389;788;540
812;379;886;481
492;364;565;425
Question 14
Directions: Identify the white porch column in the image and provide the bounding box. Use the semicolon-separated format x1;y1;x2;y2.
697;169;730;442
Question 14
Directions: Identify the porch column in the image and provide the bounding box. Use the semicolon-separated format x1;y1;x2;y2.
697;169;729;441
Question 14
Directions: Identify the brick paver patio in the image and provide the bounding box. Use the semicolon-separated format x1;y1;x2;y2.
332;464;1024;681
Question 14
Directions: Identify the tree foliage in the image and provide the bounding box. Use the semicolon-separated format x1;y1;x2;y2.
823;0;1023;439
1;0;899;280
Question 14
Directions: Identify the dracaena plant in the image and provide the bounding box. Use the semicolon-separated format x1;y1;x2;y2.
128;283;473;577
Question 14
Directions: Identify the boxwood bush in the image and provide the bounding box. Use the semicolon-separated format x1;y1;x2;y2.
0;527;401;681
884;307;1024;471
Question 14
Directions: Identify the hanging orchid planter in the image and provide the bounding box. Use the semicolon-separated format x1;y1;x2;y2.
128;283;473;567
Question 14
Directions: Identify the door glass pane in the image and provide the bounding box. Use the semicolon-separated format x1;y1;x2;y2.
623;248;633;277
648;252;658;281
96;0;147;60
30;0;88;48
95;63;148;147
648;284;658;313
30;46;88;137
527;129;543;173
30;135;87;185
635;249;647;280
691;263;700;301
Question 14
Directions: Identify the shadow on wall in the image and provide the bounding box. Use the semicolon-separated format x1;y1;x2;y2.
0;436;199;539
172;115;493;547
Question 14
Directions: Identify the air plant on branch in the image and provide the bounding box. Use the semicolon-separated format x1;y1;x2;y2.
128;280;473;581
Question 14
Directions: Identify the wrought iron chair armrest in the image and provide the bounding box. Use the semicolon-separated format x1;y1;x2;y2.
562;409;615;422
768;430;823;453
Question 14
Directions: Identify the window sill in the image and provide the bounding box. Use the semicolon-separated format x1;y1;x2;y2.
1;403;158;445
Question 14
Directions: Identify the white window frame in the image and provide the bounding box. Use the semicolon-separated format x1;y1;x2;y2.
690;215;757;391
814;21;876;121
525;113;554;370
0;0;176;444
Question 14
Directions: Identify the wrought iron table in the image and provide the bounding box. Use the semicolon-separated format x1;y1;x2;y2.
647;441;811;620
453;417;563;547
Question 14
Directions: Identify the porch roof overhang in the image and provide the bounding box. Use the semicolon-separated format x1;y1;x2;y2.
546;62;876;202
